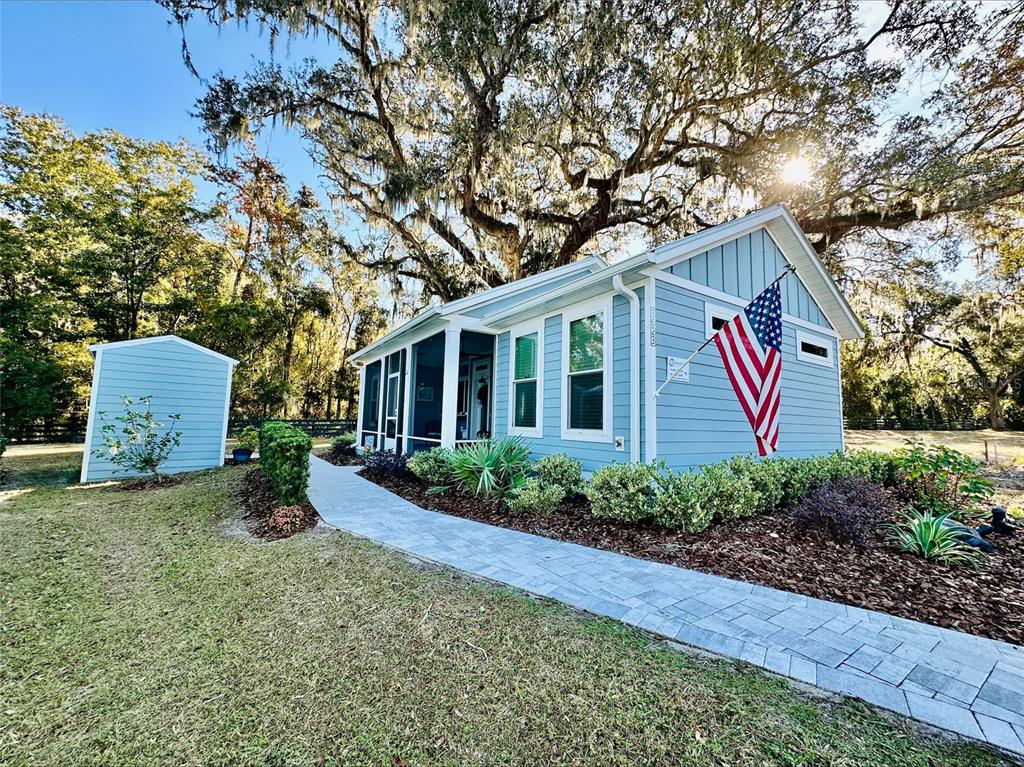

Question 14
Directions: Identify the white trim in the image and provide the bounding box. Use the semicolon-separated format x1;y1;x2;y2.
88;335;238;365
507;318;544;439
641;269;841;339
796;329;834;368
612;275;641;462
440;328;461;447
401;344;413;452
837;339;846;452
219;361;232;467
704;302;738;339
560;295;613;443
644;277;657;462
79;347;104;483
356;364;366;439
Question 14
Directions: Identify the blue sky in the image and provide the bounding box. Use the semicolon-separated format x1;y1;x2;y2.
1;0;332;201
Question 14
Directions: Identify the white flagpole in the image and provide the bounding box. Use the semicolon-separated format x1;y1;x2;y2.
653;264;795;397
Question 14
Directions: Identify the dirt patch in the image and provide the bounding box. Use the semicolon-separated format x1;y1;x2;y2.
364;471;1024;646
109;474;188;492
316;448;364;468
236;468;320;540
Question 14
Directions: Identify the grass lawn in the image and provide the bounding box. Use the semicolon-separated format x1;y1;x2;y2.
846;429;1024;462
0;448;1010;766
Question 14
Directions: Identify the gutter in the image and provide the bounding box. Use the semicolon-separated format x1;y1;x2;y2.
612;275;641;463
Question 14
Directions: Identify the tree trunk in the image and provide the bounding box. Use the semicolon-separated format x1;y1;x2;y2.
988;390;1006;430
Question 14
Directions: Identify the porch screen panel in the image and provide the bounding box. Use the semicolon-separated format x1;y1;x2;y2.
410;332;444;442
361;360;382;447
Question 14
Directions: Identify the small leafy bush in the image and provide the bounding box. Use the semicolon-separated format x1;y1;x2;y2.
652;464;758;532
362;449;410;480
842;450;904;486
792;478;890;547
94;395;182;478
443;437;531;497
895;440;994;516
586;462;657;522
0;433;7;460
408;447;453;487
505;478;565;516
535;453;584;495
259;421;313;505
329;432;358;459
888;509;981;568
725;455;785;514
236;426;260;452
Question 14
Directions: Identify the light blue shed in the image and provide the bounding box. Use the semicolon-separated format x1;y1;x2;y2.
80;335;238;483
349;205;864;474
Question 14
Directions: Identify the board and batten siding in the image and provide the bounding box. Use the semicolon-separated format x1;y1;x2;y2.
82;339;234;482
493;292;638;474
652;277;842;468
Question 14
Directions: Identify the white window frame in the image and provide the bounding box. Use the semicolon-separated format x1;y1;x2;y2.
560;295;613;443
508;319;544;438
796;329;834;368
704;302;738;339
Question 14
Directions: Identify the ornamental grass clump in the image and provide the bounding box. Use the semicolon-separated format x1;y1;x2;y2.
586;462;657;522
258;421;312;505
442;436;531;498
888;509;981;568
535;453;584;495
505;478;565;516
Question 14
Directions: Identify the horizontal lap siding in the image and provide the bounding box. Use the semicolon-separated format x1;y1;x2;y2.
494;293;636;474
668;228;831;329
85;340;231;481
654;280;841;469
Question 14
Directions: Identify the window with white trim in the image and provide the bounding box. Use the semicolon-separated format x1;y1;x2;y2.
513;332;539;430
567;312;605;432
796;330;833;367
704;302;739;338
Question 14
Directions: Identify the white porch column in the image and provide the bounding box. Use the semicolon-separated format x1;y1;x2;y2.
440;327;461;447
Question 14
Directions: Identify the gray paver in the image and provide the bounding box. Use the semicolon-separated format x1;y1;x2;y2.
307;457;1024;755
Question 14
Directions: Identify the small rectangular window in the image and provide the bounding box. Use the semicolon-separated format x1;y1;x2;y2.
796;331;833;367
567;313;604;431
513;332;538;429
711;316;728;331
800;340;828;358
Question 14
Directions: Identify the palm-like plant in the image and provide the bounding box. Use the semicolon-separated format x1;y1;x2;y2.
442;437;532;498
888;510;980;568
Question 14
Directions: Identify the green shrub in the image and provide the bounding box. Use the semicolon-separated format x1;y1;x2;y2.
842;450;904;486
94;395;182;478
331;430;356;449
726;455;786;514
408;447;453;487
586;462;657;522
652;464;758;532
329;433;358;459
505;479;565;516
259;421;313;505
894;440;993;516
0;433;7;460
237;426;260;452
700;463;760;521
443;437;532;497
535;453;584;495
888;509;980;568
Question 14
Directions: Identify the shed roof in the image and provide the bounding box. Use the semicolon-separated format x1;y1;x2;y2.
89;335;239;366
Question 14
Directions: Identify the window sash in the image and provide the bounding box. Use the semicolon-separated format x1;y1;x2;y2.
568;371;604;431
513;380;537;428
568;314;603;373
514;333;537;380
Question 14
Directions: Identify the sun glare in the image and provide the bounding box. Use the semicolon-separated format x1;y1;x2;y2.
780;155;812;185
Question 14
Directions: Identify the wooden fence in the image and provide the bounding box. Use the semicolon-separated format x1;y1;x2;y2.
9;418;356;444
843;417;988;431
227;419;357;438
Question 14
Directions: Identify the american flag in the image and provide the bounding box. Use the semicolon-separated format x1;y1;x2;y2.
712;281;783;456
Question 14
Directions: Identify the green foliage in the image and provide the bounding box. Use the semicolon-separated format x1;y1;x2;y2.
535;453;584;495
504;478;565;516
0;433;7;460
442;437;531;498
408;447;453;487
585;463;657;523
328;431;357;459
841;450;905;486
258;421;312;505
236;426;260;452
895;440;994;516
888;510;981;568
652;463;759;532
93;395;182;478
725;455;786;515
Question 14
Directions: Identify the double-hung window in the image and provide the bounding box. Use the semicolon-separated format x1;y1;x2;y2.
562;299;611;441
509;322;542;437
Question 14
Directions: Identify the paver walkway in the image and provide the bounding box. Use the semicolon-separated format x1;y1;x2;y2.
307;456;1024;756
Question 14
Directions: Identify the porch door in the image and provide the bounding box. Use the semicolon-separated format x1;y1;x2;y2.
384;367;400;451
469;357;491;439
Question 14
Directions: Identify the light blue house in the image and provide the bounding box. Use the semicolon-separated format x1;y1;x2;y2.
80;336;237;483
349;206;863;473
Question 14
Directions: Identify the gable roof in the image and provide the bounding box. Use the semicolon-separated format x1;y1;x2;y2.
352;205;863;363
89;335;239;366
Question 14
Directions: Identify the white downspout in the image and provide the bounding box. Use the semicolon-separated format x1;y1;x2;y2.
612;275;641;463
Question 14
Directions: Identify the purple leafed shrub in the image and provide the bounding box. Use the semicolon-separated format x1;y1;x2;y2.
792;477;895;548
362;449;410;479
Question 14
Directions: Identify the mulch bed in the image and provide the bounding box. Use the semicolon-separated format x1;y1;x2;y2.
236;468;320;540
362;470;1024;646
109;474;188;492
317;449;364;468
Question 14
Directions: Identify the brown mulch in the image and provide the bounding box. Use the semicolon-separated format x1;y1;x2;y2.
363;471;1024;646
236;468;320;540
110;473;188;492
317;449;364;468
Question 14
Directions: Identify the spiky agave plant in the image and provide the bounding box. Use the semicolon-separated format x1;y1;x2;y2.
888;510;980;568
442;436;532;498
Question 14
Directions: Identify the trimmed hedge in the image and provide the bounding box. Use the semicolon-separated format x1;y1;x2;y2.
259;422;313;505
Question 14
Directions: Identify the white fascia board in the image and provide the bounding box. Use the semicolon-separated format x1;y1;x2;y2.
349;310;441;364
88;335;239;365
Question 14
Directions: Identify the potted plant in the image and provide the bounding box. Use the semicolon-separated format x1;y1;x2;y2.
233;426;260;463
